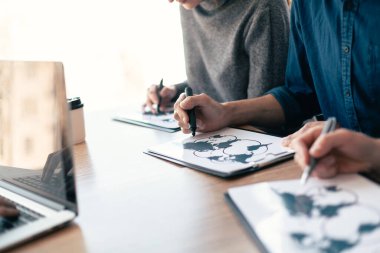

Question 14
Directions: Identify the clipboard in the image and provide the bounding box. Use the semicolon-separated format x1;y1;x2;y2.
145;127;294;178
113;110;180;133
225;174;380;252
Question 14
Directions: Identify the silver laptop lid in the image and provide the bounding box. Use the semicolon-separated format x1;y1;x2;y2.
0;61;78;213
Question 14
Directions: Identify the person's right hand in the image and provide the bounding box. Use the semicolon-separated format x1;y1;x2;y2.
144;84;177;114
174;93;229;134
0;197;19;218
291;127;380;178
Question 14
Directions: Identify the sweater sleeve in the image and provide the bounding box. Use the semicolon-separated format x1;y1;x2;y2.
172;81;189;102
243;0;290;98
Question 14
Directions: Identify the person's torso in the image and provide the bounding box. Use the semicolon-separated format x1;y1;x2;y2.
180;0;284;102
297;0;380;137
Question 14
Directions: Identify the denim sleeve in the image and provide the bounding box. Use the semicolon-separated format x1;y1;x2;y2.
267;86;304;127
267;0;320;127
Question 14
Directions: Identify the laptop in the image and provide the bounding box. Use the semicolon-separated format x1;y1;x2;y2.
0;61;78;250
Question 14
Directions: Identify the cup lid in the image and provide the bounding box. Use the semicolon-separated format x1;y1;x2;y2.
67;97;83;110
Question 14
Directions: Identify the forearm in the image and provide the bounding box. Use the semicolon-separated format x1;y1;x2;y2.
361;138;380;183
370;138;380;170
223;94;286;128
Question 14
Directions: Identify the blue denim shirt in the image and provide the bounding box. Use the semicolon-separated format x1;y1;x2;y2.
269;0;380;137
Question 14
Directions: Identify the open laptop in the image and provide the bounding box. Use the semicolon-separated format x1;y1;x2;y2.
0;61;78;250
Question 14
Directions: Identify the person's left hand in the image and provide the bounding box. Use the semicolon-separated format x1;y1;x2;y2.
282;121;325;147
0;197;19;218
143;84;177;114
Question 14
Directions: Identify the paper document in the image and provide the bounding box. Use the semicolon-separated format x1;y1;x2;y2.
113;110;180;133
226;174;380;253
145;127;294;177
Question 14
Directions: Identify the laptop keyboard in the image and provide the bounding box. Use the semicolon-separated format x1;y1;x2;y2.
0;195;44;234
12;175;65;198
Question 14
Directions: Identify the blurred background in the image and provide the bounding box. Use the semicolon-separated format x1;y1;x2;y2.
0;0;186;112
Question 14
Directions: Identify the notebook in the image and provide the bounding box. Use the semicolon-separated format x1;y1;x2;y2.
113;108;180;133
145;127;294;177
0;61;78;250
225;174;380;253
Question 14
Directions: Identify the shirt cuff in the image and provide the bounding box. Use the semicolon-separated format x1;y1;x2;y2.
266;86;304;127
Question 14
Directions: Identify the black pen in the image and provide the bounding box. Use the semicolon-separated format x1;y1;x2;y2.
185;87;197;136
300;117;337;185
156;78;164;114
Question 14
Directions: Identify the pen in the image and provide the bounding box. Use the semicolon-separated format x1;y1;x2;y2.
185;87;197;137
300;117;337;185
156;78;164;114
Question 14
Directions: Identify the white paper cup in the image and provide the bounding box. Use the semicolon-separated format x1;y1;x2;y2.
68;97;86;144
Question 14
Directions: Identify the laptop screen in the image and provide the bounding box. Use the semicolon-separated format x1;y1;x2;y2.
0;61;77;213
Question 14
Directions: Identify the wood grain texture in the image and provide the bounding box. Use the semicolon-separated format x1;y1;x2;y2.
7;110;301;253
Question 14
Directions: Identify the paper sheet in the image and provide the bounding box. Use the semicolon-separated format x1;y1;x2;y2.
227;174;380;253
113;110;180;132
147;128;294;175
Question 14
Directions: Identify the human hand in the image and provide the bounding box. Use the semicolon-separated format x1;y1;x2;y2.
144;84;177;114
0;197;19;218
167;0;189;3
291;126;380;178
282;121;326;147
174;93;229;134
167;0;202;9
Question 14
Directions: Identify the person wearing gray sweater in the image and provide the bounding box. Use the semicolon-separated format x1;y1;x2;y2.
145;0;289;112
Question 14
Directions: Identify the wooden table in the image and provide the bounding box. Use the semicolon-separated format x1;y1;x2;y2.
8;110;301;253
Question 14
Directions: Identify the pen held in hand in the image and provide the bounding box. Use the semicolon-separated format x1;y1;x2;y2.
185;87;197;137
300;117;337;185
156;78;164;114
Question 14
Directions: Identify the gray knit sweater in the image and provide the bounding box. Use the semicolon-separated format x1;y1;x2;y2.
176;0;289;102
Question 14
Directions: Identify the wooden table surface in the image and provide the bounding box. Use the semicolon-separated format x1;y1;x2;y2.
8;110;302;253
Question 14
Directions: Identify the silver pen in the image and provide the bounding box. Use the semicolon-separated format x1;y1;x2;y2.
300;117;337;185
